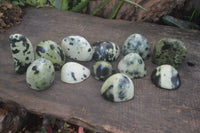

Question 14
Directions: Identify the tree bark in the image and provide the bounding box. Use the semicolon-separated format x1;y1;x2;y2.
88;0;186;22
184;0;200;11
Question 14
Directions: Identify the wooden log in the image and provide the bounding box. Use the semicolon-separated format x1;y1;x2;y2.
0;7;200;133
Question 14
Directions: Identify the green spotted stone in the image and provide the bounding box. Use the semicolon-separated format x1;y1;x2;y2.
26;58;55;91
92;61;115;81
101;73;134;102
118;53;147;79
122;33;151;60
36;40;66;71
152;38;187;68
9;34;34;74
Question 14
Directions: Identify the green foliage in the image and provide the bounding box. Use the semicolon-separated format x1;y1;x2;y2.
123;0;148;12
190;9;200;21
0;0;25;6
71;0;90;12
61;0;69;10
1;0;48;7
50;0;88;11
0;0;148;19
26;0;47;7
11;0;26;6
91;0;148;19
91;0;112;16
109;0;123;19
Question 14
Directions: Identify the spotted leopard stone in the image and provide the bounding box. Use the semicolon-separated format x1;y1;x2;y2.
9;34;34;74
61;62;90;84
92;61;115;81
61;36;93;61
118;53;147;79
152;38;187;68
122;34;151;60
151;65;180;89
36;40;66;71
26;58;55;91
101;73;134;102
93;41;120;62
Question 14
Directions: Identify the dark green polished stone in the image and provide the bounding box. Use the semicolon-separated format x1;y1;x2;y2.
152;38;187;68
92;61;115;81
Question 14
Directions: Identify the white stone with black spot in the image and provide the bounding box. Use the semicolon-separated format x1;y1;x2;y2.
61;36;93;61
101;73;134;102
122;33;151;60
9;33;34;74
61;62;90;84
151;65;180;89
26;58;55;91
118;53;147;79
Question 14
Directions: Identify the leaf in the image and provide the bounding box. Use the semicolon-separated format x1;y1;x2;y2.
12;1;19;6
61;0;69;10
70;0;90;12
190;9;197;21
109;0;123;19
39;0;47;6
72;0;81;7
49;0;56;6
53;0;62;10
18;0;25;6
91;0;112;16
25;0;32;6
64;122;70;128
123;0;148;12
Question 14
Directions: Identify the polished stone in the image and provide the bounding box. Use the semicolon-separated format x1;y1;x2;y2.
101;73;134;102
92;61;115;81
118;53;147;79
151;64;181;89
152;38;187;68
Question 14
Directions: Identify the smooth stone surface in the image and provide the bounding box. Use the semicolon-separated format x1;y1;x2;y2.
9;33;34;74
101;73;134;102
35;40;66;70
26;58;55;91
92;61;115;81
61;62;90;84
122;33;151;60
118;53;147;79
93;41;120;62
152;38;187;68
151;65;181;90
61;36;93;61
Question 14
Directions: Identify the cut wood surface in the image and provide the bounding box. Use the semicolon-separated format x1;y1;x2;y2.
0;8;200;133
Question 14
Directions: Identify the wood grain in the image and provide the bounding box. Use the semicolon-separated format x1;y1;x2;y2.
0;7;200;133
